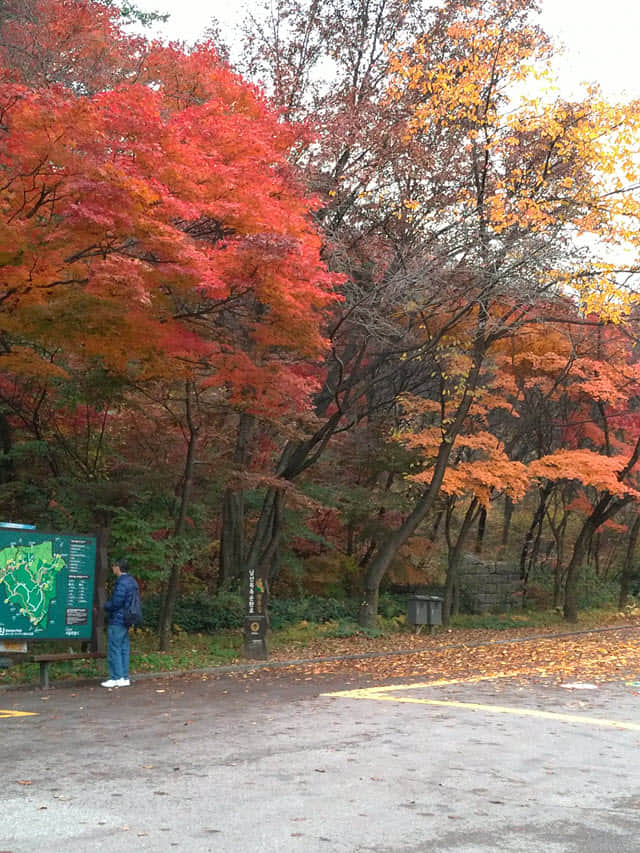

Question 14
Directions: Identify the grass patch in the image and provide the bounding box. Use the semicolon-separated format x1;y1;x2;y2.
449;603;631;632
130;629;242;673
449;611;563;631
268;619;389;648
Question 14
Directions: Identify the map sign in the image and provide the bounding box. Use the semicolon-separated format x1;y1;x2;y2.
0;529;96;640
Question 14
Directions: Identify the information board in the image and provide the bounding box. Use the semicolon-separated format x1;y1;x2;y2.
0;528;96;640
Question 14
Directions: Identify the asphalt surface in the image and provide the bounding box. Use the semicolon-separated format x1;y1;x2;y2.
2;644;640;853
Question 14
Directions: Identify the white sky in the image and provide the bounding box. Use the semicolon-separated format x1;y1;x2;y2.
130;0;640;101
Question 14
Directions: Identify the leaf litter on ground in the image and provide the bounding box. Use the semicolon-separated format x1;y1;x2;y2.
225;617;640;688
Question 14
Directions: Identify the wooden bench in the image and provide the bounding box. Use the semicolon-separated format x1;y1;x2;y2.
1;651;106;688
30;652;106;688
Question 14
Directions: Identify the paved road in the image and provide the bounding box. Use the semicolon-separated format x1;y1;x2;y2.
1;663;640;852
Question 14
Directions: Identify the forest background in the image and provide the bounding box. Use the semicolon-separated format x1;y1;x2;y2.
3;0;640;658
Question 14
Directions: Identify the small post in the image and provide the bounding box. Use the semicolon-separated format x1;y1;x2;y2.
243;566;269;660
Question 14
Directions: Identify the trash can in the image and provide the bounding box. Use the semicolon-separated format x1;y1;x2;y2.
407;594;443;630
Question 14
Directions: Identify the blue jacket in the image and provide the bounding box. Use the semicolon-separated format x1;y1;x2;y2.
104;572;138;626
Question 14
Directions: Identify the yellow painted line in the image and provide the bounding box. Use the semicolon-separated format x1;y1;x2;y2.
323;657;640;731
0;709;38;718
323;670;550;700
324;671;530;699
324;684;640;731
340;692;640;731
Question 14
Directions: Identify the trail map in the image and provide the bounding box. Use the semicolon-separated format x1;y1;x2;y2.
0;530;96;640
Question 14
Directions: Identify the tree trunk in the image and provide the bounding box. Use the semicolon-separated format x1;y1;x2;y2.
563;523;592;623
544;491;569;609
220;490;245;584
358;344;484;628
158;382;199;652
225;409;343;587
564;434;640;621
501;496;513;547
358;436;461;628
526;508;545;590
91;525;110;656
474;505;487;555
443;498;480;626
0;411;13;484
564;494;628;622
236;412;346;659
551;518;568;609
219;413;254;585
429;505;446;541
592;532;602;578
618;514;640;610
243;486;286;659
520;484;551;577
520;483;552;604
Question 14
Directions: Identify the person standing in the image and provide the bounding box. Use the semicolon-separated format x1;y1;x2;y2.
102;558;138;688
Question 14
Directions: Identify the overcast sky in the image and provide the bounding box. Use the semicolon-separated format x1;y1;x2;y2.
130;0;640;101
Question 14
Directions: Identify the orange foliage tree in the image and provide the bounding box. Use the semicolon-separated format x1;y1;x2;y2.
350;0;640;626
0;0;338;649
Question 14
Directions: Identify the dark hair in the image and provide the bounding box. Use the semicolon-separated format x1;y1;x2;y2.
115;558;129;572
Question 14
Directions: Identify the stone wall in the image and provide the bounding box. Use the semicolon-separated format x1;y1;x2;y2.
458;554;523;613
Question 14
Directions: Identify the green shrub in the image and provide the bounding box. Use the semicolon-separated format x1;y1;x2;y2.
576;570;618;610
324;619;383;639
269;596;358;629
143;591;405;636
528;565;619;612
142;589;244;633
377;592;406;619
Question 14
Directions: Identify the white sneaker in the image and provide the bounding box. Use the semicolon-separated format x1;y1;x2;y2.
116;678;130;687
101;679;119;688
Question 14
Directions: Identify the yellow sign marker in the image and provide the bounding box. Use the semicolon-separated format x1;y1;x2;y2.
0;709;38;718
